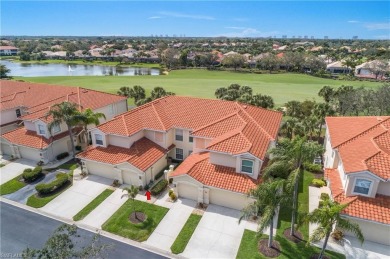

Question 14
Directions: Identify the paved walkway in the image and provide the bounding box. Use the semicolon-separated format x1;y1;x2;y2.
79;188;127;229
144;198;196;251
309;186;390;259
0;158;35;184
40;175;112;219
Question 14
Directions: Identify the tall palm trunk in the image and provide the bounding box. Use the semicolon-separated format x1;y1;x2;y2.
290;180;299;236
318;230;331;259
67;124;76;158
268;215;274;248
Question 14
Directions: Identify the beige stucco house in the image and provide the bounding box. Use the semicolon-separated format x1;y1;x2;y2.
324;116;390;246
76;96;283;210
0;81;127;163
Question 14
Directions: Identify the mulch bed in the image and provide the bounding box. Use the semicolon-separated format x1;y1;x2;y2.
283;228;304;243
310;254;330;259
258;239;281;258
129;212;147;224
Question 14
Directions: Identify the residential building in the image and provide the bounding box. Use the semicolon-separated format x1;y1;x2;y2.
0;81;127;163
0;46;18;56
355;60;390;80
323;116;390;245
326;61;350;74
77;96;283;210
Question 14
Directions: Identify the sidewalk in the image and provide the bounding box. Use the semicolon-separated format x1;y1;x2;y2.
308;186;390;259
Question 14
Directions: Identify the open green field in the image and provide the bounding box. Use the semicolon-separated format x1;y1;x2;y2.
15;70;381;106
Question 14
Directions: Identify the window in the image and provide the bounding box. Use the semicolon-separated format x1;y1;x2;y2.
95;134;104;146
189;131;193;143
353;179;372;195
241;159;254;174
16;109;21;118
175;129;183;141
176;148;184;160
38;125;46;135
52;123;61;133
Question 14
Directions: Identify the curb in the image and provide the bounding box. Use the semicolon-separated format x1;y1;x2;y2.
0;197;182;259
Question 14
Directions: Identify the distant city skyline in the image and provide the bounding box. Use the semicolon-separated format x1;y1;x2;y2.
1;1;389;40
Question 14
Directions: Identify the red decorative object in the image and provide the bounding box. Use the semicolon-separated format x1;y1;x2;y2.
146;190;151;200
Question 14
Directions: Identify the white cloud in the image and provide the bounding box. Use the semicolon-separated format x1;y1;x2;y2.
347;20;360;23
148;16;162;20
159;11;215;20
225;26;247;30
364;22;390;30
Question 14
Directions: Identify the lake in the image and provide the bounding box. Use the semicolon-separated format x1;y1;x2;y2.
0;60;161;77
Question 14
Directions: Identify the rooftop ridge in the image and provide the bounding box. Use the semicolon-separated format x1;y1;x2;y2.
0;91;26;102
373;131;390;155
121;115;129;136
151;103;166;131
207;127;252;154
335;117;390;148
192;112;241;134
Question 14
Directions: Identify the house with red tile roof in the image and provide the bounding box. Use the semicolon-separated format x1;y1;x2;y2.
0;46;18;56
323;116;390;245
76;96;282;210
0;81;127;163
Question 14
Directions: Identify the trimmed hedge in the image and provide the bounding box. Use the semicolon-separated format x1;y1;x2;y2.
151;179;168;196
22;166;43;183
35;173;69;195
304;162;322;174
312;178;326;188
56;152;69;160
154;167;168;180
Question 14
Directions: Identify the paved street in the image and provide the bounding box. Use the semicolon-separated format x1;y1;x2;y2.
0;202;167;259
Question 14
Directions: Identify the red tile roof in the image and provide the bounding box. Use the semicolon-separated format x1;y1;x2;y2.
171;152;260;193
325;169;390;224
0;46;18;50
1;127;81;149
326;116;390;179
0;81;126;121
97;96;282;160
76;137;168;171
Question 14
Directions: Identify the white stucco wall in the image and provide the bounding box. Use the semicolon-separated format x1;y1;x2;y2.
94;99;128;122
24;121;36;131
172;128;195;160
344;216;390;246
90;129;108;147
345;172;380;198
210;152;236;168
377;182;390;196
0;108;20;125
145;130;165;149
108;135;132;148
144;155;167;184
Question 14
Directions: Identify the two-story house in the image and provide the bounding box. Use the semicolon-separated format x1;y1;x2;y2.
0;46;18;56
76;96;283;210
0;81;127;163
323;116;390;245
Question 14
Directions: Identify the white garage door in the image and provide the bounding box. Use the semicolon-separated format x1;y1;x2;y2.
86;161;116;180
19;146;41;161
209;188;249;210
178;182;198;200
123;170;140;186
1;143;12;156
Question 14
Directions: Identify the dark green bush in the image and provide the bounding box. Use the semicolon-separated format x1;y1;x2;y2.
154;167;167;180
75;145;82;151
35;173;69;195
312;178;326;188
304;163;322;173
56;152;69;160
151;179;168;196
22;166;43;183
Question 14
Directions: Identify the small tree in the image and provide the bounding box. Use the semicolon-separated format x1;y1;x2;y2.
300;198;364;259
121;185;140;219
0;64;11;78
75;108;106;145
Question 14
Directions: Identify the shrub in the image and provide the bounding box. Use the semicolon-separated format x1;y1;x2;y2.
312;178;326;188
35;173;69;195
75;145;82;151
22;166;43;183
151;179;168;196
168;189;174;196
331;229;344;241
170;192;177;201
320;192;330;201
304;162;322;173
56;152;69;160
154;168;166;180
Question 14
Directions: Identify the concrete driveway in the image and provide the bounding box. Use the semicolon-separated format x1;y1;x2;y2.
40;175;112;219
144;198;196;251
182;205;246;259
3;169;68;204
0;159;35;184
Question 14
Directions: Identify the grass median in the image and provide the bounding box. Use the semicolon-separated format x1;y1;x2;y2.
171;214;202;254
26;181;72;208
102;199;168;242
73;189;114;221
0;175;26;196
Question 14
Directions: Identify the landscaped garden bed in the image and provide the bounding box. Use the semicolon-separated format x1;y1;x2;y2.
73;189;114;221
102;199;168;241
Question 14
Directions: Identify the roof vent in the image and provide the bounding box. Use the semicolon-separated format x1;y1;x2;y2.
377;117;383;122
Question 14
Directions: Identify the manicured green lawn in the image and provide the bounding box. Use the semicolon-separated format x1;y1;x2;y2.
0;175;26;195
26;182;72;208
73;189;114;221
171;214;202;254
102;199;169;241
236;171;345;259
15;70;380;106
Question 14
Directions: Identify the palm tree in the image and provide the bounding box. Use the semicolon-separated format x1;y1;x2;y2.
240;180;291;248
46;102;81;158
300;197;364;259
75;108;106;145
121;185;140;220
129;85;146;103
267;137;324;236
281;117;300;139
318;86;335;104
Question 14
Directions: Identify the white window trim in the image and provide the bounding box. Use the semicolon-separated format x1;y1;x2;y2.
175;129;183;141
38;124;46;135
52;123;61;134
95;134;104;146
351;177;373;197
176;148;184;160
241;159;254;175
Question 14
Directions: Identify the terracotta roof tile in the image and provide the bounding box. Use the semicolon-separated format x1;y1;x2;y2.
76;137;167;171
171;152;259;193
325;168;390;224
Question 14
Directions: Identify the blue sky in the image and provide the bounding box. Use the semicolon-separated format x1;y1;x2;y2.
1;1;389;39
